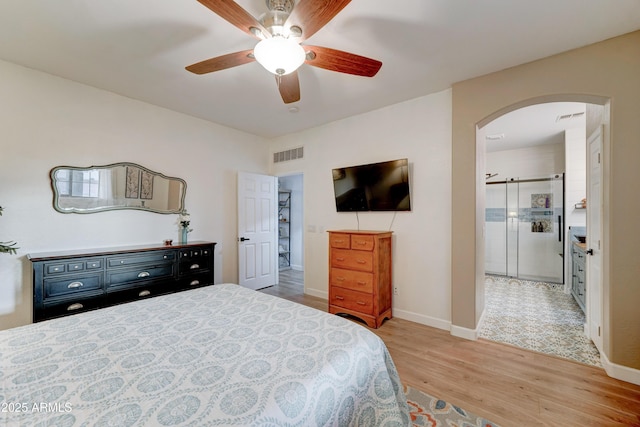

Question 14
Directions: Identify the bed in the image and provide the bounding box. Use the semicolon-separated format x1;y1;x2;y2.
0;283;410;426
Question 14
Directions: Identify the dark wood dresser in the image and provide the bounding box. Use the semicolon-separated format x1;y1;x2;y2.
28;241;216;322
328;230;393;328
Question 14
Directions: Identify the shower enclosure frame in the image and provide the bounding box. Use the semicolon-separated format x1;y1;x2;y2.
486;174;565;284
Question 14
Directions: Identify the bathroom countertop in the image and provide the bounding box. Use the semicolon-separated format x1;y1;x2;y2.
573;241;587;251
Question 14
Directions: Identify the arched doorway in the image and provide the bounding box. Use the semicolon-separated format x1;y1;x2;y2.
476;98;607;365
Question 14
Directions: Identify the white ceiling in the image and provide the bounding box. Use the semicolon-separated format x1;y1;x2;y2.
484;102;587;153
1;1;639;138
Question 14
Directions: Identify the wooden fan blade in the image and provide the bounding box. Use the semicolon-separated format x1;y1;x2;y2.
186;49;255;74
286;0;352;41
197;0;268;39
305;46;382;77
276;72;301;104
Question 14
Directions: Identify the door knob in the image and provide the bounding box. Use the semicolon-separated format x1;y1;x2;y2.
239;237;250;242
586;249;594;255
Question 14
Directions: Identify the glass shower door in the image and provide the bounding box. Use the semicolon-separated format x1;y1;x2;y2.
485;183;507;276
516;175;564;283
485;174;564;283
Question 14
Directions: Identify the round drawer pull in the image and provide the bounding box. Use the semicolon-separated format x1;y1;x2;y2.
67;281;84;289
190;263;200;270
139;290;151;297
190;280;200;286
67;303;84;311
137;271;150;278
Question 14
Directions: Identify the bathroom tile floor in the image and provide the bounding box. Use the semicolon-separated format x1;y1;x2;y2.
480;275;602;367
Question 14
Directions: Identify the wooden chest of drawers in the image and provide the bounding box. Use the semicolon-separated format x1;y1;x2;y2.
29;241;216;322
328;230;392;328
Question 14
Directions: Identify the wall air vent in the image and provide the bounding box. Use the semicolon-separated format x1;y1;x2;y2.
273;146;304;163
556;111;585;122
485;133;505;141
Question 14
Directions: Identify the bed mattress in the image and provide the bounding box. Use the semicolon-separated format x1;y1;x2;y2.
0;283;409;426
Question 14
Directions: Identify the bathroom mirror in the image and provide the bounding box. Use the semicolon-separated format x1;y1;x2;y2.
51;163;186;214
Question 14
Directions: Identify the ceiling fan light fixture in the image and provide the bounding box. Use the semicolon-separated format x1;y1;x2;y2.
254;37;305;75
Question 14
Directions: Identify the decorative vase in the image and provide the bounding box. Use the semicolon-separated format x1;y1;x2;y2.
180;227;188;244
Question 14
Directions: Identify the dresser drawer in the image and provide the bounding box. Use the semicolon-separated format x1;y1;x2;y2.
106;283;169;306
330;248;373;272
330;287;374;315
174;272;213;291
179;257;211;275
351;235;375;251
330;268;373;293
44;273;103;298
179;246;212;259
41;295;104;320
108;251;175;268
106;264;175;287
329;233;351;249
44;258;103;276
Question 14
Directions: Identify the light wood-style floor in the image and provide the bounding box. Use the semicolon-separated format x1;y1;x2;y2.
261;270;640;427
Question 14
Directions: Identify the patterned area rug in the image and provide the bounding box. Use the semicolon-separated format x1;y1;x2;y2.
406;386;500;427
480;275;601;366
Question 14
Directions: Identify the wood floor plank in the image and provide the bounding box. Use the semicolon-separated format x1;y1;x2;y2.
264;275;640;427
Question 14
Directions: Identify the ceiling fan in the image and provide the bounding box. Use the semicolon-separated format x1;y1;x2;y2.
185;0;383;104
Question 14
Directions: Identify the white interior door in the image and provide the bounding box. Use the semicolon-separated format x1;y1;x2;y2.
237;172;278;290
587;126;603;351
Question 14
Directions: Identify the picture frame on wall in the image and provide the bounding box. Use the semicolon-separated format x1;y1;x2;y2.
125;166;140;199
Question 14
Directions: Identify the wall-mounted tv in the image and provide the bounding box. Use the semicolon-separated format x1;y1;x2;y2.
332;158;411;212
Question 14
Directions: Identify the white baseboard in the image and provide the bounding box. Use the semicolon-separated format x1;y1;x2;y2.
291;264;303;271
601;351;640;386
304;288;327;300
450;324;479;340
449;307;486;341
393;308;451;331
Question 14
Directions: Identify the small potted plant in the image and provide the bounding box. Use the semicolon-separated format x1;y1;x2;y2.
0;206;18;255
178;210;192;244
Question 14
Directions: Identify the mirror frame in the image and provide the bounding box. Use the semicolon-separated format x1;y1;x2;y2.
50;162;187;214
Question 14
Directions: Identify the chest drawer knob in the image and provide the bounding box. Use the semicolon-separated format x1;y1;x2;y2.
336;276;345;281
137;271;150;278
335;295;344;300
67;303;84;311
139;290;151;297
356;259;366;264
190;263;200;270
356;281;366;286
190;280;200;286
67;281;84;289
356;301;367;306
336;257;345;262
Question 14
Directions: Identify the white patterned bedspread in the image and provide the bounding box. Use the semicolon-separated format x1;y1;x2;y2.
0;284;409;426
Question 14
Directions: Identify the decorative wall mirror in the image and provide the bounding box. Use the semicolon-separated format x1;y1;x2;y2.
51;163;186;214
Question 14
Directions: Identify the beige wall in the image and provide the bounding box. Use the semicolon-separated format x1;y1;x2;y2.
452;31;640;369
0;60;269;330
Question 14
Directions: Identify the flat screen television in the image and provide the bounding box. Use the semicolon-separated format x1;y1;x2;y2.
332;158;411;212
